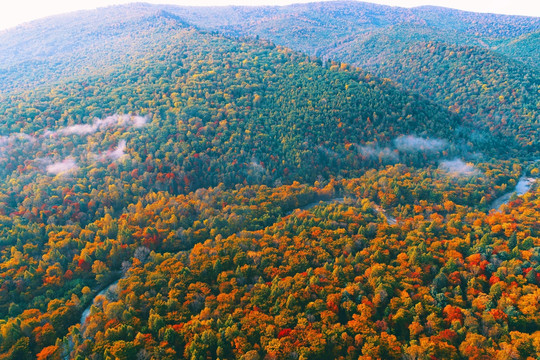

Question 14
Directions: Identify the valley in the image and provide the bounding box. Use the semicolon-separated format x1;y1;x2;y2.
0;2;538;359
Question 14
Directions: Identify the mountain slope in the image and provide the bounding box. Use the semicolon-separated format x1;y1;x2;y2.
0;4;189;92
495;30;540;68
0;0;465;326
167;1;540;64
2;2;537;154
164;1;540;156
0;5;486;358
332;40;540;152
0;4;538;360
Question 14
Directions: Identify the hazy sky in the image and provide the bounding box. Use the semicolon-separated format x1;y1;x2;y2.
1;0;539;31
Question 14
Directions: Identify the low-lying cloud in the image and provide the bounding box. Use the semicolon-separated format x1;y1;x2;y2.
54;114;148;137
100;140;128;161
107;140;127;161
0;115;147;147
394;135;447;152
0;133;36;146
355;144;399;162
57;124;95;136
46;158;78;175
250;158;265;173
439;159;480;177
91;140;128;162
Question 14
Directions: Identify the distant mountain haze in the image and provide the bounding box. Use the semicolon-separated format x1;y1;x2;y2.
0;0;539;31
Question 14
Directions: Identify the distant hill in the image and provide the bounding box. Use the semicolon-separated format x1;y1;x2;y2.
163;1;540;155
331;38;540;152
166;1;540;65
0;4;190;92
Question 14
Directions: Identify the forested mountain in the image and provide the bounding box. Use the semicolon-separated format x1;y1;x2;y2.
166;1;540;66
2;2;538;156
333;41;540;152
0;14;469;226
164;1;540;157
0;2;538;360
0;5;189;92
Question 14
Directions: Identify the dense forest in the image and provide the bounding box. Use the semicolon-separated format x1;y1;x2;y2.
334;41;540;152
0;2;538;359
164;1;540;158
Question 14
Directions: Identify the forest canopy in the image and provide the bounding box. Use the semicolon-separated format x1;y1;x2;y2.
0;2;538;360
